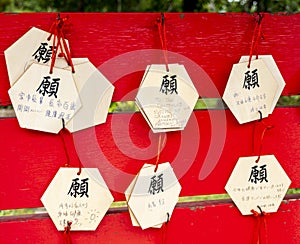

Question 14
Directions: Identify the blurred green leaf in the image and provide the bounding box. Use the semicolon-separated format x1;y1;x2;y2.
2;0;300;13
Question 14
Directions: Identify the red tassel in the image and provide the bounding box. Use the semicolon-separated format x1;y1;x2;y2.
251;209;269;244
63;221;72;244
48;14;75;74
162;213;169;244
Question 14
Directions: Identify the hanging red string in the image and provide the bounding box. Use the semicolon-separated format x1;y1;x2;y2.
161;213;169;244
251;111;273;161
156;13;169;72
59;127;71;167
59;118;72;167
63;221;72;244
48;13;75;74
251;208;269;244
154;133;167;172
254;123;273;163
59;119;82;175
248;13;264;68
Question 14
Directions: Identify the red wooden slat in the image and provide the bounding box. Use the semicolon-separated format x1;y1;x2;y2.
0;200;299;244
0;13;299;243
0;13;300;105
0;107;299;210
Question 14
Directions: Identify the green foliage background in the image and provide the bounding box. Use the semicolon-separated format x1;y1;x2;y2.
0;0;299;13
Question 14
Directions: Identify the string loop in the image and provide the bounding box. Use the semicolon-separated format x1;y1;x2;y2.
166;212;170;224
48;13;75;74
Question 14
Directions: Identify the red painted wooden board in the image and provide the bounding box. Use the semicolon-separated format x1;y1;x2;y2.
0;107;299;210
1;200;299;244
0;12;300;244
1;13;300;105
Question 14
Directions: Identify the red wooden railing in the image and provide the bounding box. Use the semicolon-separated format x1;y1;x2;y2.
0;13;299;243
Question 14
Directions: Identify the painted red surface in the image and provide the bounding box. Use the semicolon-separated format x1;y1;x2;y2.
1;200;300;244
0;13;300;243
0;108;299;210
0;13;300;105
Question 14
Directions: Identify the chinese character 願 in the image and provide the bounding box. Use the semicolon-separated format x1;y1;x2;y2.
36;76;60;98
67;178;89;198
148;173;164;195
32;43;54;63
243;69;259;90
248;164;268;184
160;74;178;95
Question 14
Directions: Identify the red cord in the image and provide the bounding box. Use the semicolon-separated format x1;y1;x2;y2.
63;221;72;244
48;14;75;74
248;14;264;68
59;120;82;175
253;19;264;60
156;13;169;72
59;127;71;167
251;209;269;244
251;111;273;161
255;124;273;163
154;133;166;172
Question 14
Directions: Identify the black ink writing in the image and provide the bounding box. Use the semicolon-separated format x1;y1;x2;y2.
36;76;60;98
248;164;268;184
243;69;259;90
32;43;54;63
148;173;164;195
160;75;178;95
67;178;89;198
